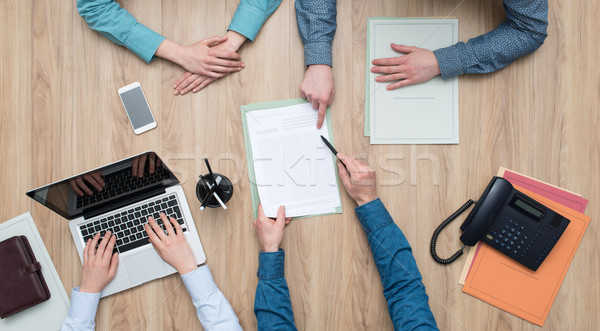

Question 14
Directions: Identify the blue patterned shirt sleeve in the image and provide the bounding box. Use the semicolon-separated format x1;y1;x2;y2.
76;0;165;63
295;0;337;66
254;250;298;330
433;0;548;79
228;0;283;41
354;199;439;330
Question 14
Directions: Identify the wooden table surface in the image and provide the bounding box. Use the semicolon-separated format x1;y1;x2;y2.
1;0;598;330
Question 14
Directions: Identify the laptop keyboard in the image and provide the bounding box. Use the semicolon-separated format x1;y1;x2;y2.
79;194;187;254
76;166;171;208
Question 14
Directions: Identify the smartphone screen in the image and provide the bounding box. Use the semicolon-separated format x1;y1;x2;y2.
120;86;154;129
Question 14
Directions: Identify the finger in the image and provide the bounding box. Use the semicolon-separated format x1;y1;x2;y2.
92;172;105;187
70;181;84;196
131;157;139;177
337;161;353;188
181;76;206;95
149;154;156;174
192;77;216;93
83;238;91;262
276;205;286;226
387;79;414;90
206;57;244;69
371;64;406;74
90;232;101;257
391;43;416;54
310;98;319;111
83;174;103;191
174;72;193;90
161;213;175;236
97;230;112;254
145;221;160;243
206;65;243;73
137;155;147;178
257;203;266;220
75;178;93;195
178;74;203;94
149;216;167;239
103;235;116;262
371;56;404;66
169;215;183;235
316;102;326;129
300;88;307;99
108;253;119;278
337;153;359;172
375;73;408;83
208;49;242;61
201;36;227;46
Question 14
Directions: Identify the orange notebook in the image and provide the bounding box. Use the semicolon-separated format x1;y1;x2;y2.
462;186;590;326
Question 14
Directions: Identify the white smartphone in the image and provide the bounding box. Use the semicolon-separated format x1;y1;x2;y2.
118;82;157;134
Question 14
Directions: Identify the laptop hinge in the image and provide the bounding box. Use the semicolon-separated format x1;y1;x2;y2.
82;186;167;219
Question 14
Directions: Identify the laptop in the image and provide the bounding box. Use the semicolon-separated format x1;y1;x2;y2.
26;151;206;297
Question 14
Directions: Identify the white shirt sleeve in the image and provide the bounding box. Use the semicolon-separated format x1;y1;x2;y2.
181;265;243;330
61;288;101;331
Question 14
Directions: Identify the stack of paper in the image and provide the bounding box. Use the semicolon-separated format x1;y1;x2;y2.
241;99;342;218
365;18;459;144
459;168;590;326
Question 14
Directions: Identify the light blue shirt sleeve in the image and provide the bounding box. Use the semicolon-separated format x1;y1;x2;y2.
295;0;337;66
433;0;548;78
76;0;166;63
60;288;101;331
181;265;243;330
227;0;283;41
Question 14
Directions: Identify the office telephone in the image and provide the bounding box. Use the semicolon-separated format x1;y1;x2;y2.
430;177;571;271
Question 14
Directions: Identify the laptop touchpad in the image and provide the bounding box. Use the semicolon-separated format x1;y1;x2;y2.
123;249;168;285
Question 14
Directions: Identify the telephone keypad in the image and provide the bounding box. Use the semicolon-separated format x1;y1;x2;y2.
487;219;533;257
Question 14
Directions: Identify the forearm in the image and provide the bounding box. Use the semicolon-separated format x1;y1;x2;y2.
181;266;242;330
295;0;337;66
254;250;297;330
76;0;165;63
228;0;283;41
433;0;548;78
355;199;438;330
60;288;100;331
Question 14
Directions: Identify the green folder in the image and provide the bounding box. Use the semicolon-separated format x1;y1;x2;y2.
241;98;343;219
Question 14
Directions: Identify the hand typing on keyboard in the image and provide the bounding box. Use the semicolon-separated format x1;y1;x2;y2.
80;231;119;293
145;213;198;275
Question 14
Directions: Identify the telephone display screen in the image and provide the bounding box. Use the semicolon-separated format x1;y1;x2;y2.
513;198;543;219
120;87;154;129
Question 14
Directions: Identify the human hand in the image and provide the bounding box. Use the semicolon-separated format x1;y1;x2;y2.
253;204;291;252
179;36;245;79
371;44;441;90
80;231;119;293
336;154;378;206
69;171;105;196
145;213;197;275
300;64;335;129
173;32;248;95
131;152;162;178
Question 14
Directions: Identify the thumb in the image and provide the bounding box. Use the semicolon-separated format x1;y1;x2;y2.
108;253;119;278
276;205;286;227
202;36;227;46
391;44;415;54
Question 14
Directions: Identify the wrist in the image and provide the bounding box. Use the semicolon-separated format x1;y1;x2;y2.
223;30;247;52
260;244;280;253
177;264;198;275
355;194;378;206
155;39;190;68
79;285;100;294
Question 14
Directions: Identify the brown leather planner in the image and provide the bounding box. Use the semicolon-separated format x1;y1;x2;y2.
0;236;51;318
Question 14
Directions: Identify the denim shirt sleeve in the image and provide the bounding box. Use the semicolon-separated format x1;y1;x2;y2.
294;0;337;66
355;199;439;330
228;0;283;41
254;249;298;331
60;288;100;331
181;266;243;330
76;0;165;63
433;0;548;78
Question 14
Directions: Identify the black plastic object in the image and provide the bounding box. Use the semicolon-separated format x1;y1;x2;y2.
195;173;233;208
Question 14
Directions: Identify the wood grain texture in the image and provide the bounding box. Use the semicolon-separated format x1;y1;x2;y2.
1;0;598;330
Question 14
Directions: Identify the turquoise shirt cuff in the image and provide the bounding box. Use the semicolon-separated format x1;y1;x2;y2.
69;288;101;320
125;23;166;63
257;249;285;280
228;3;267;41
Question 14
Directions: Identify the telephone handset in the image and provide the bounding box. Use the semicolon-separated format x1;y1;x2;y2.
430;177;570;271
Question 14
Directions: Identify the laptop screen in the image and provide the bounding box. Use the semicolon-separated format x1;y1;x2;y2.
26;152;179;220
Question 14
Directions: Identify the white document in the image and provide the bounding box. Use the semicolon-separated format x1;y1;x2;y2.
368;18;459;144
246;103;341;217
